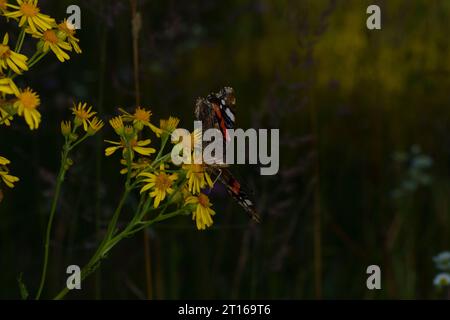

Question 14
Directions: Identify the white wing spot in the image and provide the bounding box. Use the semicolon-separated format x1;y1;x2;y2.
225;108;235;122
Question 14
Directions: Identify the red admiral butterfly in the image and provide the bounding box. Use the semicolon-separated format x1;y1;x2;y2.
194;87;260;223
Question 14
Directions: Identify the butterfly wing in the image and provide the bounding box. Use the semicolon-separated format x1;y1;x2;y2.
206;87;236;141
207;166;260;223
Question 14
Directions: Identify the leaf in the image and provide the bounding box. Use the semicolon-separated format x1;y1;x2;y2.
17;273;29;300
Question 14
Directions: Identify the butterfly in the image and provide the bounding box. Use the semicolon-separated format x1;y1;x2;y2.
194;87;260;223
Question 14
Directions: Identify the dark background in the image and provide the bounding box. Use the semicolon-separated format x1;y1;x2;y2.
1;0;449;299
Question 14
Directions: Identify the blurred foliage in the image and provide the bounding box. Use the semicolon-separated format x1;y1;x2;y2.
1;0;450;299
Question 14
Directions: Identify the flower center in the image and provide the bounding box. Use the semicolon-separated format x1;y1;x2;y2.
155;173;172;190
19;91;39;110
198;193;209;207
75;110;90;120
0;44;11;58
134;108;150;122
43;30;58;44
20;2;39;17
128;139;138;148
0;0;7;10
59;21;75;35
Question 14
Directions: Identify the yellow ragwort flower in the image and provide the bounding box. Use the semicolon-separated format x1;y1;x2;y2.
138;164;178;208
160;116;180;135
60;120;71;136
0;76;19;96
0;156;19;188
109;116;125;135
57;19;81;54
0;170;19;188
71;102;96;131
87;116;104;136
33;29;72;62
14;87;40;130
185;193;216;230
119;106;162;135
105;137;156;157
5;0;54;33
183;163;214;194
0;155;10;165
0;33;28;74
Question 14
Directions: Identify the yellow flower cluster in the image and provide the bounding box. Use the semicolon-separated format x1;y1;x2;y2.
104;107;218;230
0;0;82;130
0;1;82;198
66;102;104;138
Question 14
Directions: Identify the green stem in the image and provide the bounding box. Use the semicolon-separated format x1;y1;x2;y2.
35;148;69;300
52;144;184;300
94;145;133;250
28;52;48;69
10;52;47;81
15;29;26;53
131;210;186;234
155;135;169;162
53;186;131;300
68;133;90;151
52;207;185;300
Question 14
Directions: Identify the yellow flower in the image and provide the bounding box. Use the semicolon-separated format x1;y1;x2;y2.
160;116;180;135
0;157;19;188
119;106;162;135
60;120;71;136
14;87;40;130
57;19;81;54
185;193;216;230
182;163;214;194
105;137;156;157
5;0;54;33
109;116;125;135
138;164;178;208
33;29;72;62
0;76;19;96
0;155;10;165
71;102;96;131
0;33;28;74
0;170;19;188
87;116;104;135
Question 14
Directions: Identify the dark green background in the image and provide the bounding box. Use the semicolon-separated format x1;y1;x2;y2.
1;0;449;299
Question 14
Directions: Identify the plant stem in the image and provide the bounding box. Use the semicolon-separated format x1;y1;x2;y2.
53;188;130;300
35;148;69;300
52;194;186;300
15;29;26;53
